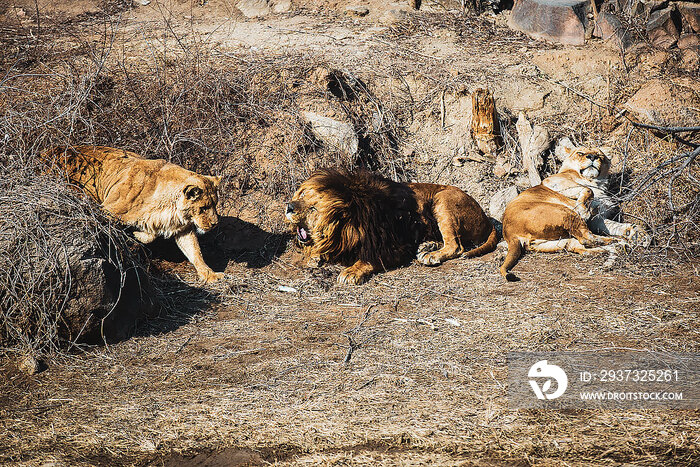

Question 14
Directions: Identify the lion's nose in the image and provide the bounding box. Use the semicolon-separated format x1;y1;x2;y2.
285;203;294;215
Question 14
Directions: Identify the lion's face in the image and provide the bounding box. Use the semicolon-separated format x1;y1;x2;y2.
285;186;325;248
180;175;221;234
559;146;611;180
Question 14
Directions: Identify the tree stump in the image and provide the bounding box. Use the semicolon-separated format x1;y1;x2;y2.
471;88;499;157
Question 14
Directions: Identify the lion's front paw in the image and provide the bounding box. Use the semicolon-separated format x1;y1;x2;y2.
200;269;224;283
416;242;444;266
623;225;651;248
337;268;368;285
417;250;444;266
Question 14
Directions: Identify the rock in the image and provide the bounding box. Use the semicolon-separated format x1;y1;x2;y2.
678;34;700;49
646;7;681;49
0;177;156;347
272;0;291;13
380;9;409;26
508;0;586;46
489;186;519;222
516;112;550;187
680;47;700;72
678;2;700;33
624;79;700;126
132;0;151;6
594;11;632;49
237;0;277;18
345;6;369;17
18;354;42;375
493;155;515;178
301;111;359;156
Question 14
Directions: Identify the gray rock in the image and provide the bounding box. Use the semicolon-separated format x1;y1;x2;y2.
594;11;632;49
647;6;681;49
237;0;270;18
678;34;700;49
489;186;520;222
301;111;359;156
0;177;155;348
345;6;370;17
509;0;586;45
679;2;700;33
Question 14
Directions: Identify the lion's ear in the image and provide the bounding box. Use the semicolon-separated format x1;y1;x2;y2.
184;185;203;201
209;175;221;188
555;137;576;161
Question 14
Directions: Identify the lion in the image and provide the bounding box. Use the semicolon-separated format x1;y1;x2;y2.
499;138;649;281
285;168;498;285
41;145;223;283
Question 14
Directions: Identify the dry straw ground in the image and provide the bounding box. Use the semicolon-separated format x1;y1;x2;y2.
0;1;699;465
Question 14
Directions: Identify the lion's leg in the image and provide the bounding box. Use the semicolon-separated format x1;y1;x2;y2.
338;260;375;285
417;207;462;266
528;238;609;255
174;231;223;283
591;217;650;247
133;231;157;244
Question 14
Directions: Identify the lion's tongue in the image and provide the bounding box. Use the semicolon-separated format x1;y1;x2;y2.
298;227;308;240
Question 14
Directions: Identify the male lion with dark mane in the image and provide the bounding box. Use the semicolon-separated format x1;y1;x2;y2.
499;138;648;281
285;169;498;284
41;146;223;283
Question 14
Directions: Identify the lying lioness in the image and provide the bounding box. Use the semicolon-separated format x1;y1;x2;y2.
41;146;223;283
285;168;498;284
500;140;647;281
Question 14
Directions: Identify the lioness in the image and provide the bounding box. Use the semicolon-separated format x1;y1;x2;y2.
285;168;498;284
41;146;223;283
500;139;648;280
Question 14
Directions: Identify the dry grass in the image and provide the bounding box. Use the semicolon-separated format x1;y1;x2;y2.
0;158;149;355
0;3;699;466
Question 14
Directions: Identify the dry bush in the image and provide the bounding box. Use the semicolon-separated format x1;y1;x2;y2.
0;157;152;355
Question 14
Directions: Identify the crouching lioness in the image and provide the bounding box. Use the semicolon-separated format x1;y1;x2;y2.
41;146;223;283
500;139;649;281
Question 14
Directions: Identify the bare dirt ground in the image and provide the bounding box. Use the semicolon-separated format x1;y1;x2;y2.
1;1;699;466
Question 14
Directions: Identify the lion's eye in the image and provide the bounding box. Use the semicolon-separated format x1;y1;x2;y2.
309;207;317;212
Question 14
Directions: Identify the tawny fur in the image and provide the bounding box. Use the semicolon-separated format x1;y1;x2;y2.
285;169;497;285
41;145;223;283
499;140;647;281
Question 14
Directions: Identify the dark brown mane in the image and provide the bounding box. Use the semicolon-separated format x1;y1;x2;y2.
303;168;424;271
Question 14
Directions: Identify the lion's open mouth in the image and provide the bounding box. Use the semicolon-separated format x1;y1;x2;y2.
296;226;311;244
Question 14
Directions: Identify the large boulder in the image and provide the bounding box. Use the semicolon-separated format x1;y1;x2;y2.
0;172;156;349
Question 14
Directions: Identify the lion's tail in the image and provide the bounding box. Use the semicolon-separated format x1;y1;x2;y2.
463;224;498;259
499;237;522;282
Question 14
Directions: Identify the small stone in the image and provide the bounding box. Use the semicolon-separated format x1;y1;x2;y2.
345;6;369;17
272;0;291;13
301;111;359;156
18;354;42;375
132;0;150;5
678;2;700;33
679;47;699;72
380;9;409;26
237;0;270;18
678;34;700;49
